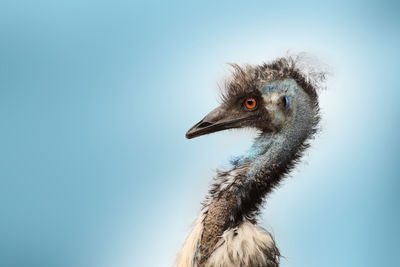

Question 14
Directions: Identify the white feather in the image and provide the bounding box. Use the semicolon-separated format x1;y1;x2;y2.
175;212;205;267
205;220;278;267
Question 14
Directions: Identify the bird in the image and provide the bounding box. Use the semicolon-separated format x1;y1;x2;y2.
175;55;327;267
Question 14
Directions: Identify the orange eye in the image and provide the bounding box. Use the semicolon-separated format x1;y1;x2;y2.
244;98;257;110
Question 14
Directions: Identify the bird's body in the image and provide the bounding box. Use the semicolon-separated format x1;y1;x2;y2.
176;56;327;267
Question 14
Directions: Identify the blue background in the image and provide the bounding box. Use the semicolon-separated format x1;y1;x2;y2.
0;1;399;266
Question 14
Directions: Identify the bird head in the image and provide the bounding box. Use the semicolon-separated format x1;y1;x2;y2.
186;56;324;139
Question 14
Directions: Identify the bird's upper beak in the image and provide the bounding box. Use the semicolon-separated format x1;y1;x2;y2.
186;105;256;139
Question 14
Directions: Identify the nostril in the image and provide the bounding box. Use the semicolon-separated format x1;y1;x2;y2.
197;121;212;128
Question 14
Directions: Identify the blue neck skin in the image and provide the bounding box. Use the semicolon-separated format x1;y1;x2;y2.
244;79;316;179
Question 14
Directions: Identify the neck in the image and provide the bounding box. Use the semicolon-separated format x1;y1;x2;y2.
229;101;317;222
247;114;313;179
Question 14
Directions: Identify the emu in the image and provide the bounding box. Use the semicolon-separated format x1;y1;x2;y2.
176;55;327;267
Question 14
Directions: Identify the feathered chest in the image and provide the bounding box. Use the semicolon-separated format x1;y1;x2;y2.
175;165;280;267
175;211;280;267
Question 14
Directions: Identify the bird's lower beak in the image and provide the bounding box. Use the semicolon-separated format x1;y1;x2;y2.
185;106;255;139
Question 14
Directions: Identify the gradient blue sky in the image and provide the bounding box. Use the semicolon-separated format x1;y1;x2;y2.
0;1;399;266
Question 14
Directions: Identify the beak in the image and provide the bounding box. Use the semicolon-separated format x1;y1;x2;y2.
186;105;256;139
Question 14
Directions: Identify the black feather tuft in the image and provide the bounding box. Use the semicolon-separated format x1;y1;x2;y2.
220;55;328;107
